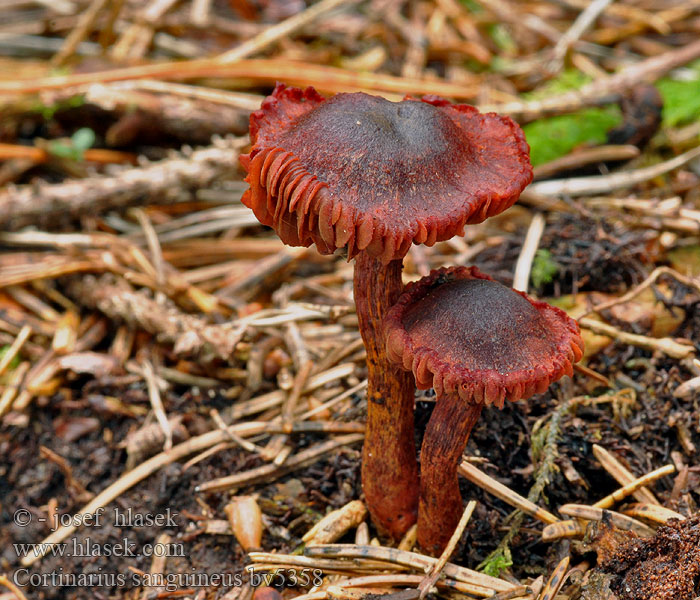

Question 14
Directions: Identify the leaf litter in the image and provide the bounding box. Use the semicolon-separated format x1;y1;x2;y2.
0;1;699;599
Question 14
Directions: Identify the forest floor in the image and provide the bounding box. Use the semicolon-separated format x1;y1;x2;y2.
0;1;699;600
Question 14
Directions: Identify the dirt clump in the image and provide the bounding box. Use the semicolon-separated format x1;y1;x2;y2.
579;514;700;600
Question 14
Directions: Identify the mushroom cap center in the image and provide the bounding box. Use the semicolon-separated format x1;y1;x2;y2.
287;93;455;156
401;279;557;374
278;93;466;210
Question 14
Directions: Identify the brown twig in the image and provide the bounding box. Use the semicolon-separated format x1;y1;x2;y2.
593;464;676;509
217;0;358;63
0;573;29;600
557;505;655;537
195;432;363;493
0;142;136;165
50;0;110;66
417;501;477;599
512;212;545;293
578;317;695;359
458;461;559;525
0;324;31;377
538;556;569;600
592;444;662;506
0;138;246;230
479;38;700;121
581;266;700;318
304;545;516;595
532;145;640;181
70;275;246;362
527;145;700;198
0;58;480;99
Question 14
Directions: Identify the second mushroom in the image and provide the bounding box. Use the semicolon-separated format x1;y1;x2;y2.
385;266;584;555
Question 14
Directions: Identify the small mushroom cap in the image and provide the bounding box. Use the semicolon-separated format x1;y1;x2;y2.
384;266;584;408
240;84;532;263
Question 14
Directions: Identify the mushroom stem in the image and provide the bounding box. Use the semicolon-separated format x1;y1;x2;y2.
418;397;483;555
354;252;419;540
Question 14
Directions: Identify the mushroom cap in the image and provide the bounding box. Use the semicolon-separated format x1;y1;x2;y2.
384;266;584;408
240;84;532;263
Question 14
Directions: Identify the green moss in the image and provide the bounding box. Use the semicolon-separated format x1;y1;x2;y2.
479;546;513;578
531;249;559;288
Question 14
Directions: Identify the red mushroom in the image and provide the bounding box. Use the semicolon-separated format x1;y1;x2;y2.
239;84;532;539
384;266;584;554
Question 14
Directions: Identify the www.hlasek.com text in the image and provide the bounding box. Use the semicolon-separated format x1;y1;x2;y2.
14;537;185;559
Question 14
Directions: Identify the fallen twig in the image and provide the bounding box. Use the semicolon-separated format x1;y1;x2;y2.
302;500;368;546
592;444;662;506
579;317;695;359
593;464;676;510
549;0;614;72
0;573;29;600
513;212;545;293
526;146;700;198
304;544;516;596
0;324;31;377
195;433;363;493
217;0;357;63
418;501;476;599
479;38;700;121
0;58;480;99
538;556;569;600
459;461;559;525
70;275;247;362
532;145;640;181
557;505;655;537
0;142;135;165
0;137;246;230
582;266;700;318
620;503;685;524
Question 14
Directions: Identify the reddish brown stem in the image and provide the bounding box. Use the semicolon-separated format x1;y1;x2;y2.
418;398;483;555
355;252;419;540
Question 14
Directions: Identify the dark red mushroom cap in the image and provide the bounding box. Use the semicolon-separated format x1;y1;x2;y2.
240;84;533;263
384;266;584;408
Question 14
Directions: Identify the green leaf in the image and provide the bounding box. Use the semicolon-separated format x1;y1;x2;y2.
47;140;81;161
656;61;700;127
71;127;96;153
531;249;559;288
47;127;96;162
518;68;621;166
667;245;700;277
523;106;622;166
